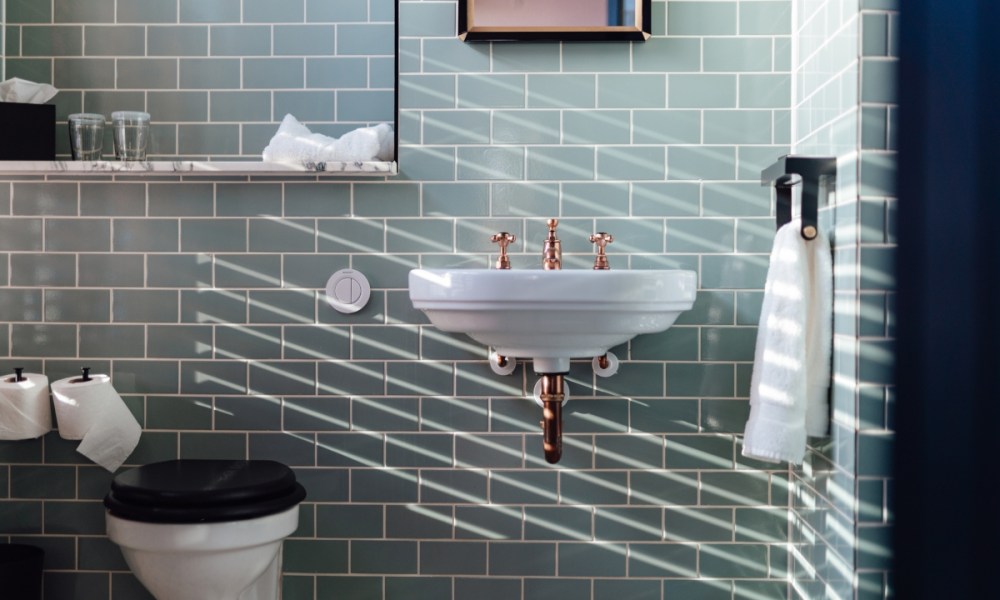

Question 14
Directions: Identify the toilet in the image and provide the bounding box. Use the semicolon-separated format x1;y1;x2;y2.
104;459;306;600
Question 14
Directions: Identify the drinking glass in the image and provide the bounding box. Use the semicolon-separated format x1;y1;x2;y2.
67;113;105;161
111;111;150;161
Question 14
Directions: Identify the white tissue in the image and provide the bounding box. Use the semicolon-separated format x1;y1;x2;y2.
50;374;141;472
0;77;59;104
0;373;52;440
262;114;394;165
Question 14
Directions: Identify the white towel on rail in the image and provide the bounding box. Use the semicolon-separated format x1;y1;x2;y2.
742;219;832;465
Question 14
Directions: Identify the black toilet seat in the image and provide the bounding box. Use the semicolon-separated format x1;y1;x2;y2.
104;459;307;524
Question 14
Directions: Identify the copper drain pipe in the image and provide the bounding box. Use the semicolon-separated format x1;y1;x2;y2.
538;374;565;463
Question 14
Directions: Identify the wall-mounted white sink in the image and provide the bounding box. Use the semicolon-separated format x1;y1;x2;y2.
408;268;698;373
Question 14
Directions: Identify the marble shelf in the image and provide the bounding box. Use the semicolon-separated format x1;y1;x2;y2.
0;160;398;176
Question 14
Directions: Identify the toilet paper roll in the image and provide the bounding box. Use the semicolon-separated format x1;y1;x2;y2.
50;374;141;472
0;372;52;440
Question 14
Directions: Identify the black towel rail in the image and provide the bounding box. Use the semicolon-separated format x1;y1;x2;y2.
761;155;837;240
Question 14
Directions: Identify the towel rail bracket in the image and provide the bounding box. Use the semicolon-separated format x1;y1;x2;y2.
761;156;837;240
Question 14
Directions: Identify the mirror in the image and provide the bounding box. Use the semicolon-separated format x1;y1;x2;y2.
459;0;650;41
0;0;398;175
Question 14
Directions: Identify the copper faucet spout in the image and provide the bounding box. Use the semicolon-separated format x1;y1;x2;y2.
542;218;561;270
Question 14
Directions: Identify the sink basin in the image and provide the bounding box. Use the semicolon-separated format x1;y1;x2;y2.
408;269;697;373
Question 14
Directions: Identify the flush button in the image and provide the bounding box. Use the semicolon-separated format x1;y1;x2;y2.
325;269;371;314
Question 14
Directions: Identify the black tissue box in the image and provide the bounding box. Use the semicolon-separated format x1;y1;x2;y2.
0;102;56;160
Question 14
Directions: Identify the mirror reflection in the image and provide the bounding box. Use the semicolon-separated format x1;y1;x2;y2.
0;0;398;172
460;0;650;41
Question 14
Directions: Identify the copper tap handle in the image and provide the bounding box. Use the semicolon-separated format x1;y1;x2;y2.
589;232;614;270
490;232;516;270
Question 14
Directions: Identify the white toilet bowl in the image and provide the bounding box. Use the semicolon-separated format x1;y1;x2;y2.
104;460;306;600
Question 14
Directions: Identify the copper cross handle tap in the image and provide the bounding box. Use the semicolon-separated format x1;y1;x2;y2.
589;232;614;270
490;232;516;270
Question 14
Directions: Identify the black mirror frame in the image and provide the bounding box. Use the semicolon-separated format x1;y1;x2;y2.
458;0;651;42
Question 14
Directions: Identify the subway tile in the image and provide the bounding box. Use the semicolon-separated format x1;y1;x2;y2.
217;184;282;216
80;182;145;216
284;183;352;217
318;432;384;467
148;254;213;287
596;145;666;181
12;183;77;216
85;25;144;56
117;58;178;90
663;579;732;599
669;145;737;181
354;184;421;217
564;43;629;72
55;0;114;23
351;469;419;503
704;110;772;144
740;1;791;35
668;1;738;35
457;147;525;181
44;289;109;323
316;504;383;538
704;38;773;72
21;25;83;57
526;146;595;181
594;579;661;600
701;543;768;578
10;254;76;287
6;0;52;23
399;1;455;37
527;74;592;109
421;469;488;504
147;325;212;358
635;37;700;72
215;254;281;288
114;219;178;252
423;38;490;74
283;325;350;360
180;58;242;89
339;23;395;56
561;470;628;505
244;58;304;90
455;578;520;600
275;91;337;122
492;110;559;145
458;74;525;109
738;73;792;108
283;540;348;574
400;74;456;109
318;361;385;396
385;433;452;467
178;124;241;156
629;543;698;577
670;74;737;109
524;506;591;541
664;507;734;542
595;506;662;541
283;396;350;431
595;435;663;470
0;218;43;251
598;74;665;109
455;434;522;469
701;471;770;506
387;362;455;397
563;110;631;145
489;542;555;576
386;504;452;539
558;543;626;577
423;111;490;145
148;28;206;57
455;505;523;541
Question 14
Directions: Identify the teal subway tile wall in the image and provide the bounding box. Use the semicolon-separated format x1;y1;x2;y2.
0;1;895;599
791;0;897;598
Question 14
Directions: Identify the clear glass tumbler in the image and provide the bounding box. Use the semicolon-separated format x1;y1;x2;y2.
67;113;105;161
111;111;151;161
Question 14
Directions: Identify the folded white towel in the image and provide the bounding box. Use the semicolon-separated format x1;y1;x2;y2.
262;114;394;165
742;219;832;465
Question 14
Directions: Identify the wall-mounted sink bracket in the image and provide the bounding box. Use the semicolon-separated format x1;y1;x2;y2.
762;155;837;240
